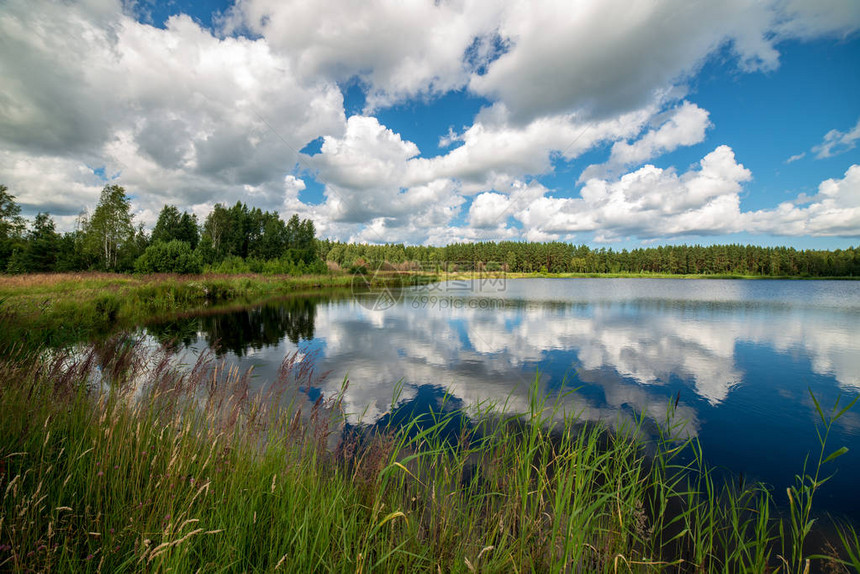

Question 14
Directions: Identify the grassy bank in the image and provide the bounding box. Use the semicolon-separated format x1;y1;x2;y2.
1;339;858;573
0;272;426;349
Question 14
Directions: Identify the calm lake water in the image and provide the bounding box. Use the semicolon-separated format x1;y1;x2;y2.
146;278;860;521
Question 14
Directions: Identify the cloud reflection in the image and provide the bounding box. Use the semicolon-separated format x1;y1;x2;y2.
152;280;860;439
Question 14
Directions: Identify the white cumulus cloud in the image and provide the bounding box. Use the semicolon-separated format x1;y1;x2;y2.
579;101;712;181
469;192;511;229
0;0;344;227
744;165;860;236
517;145;752;241
223;0;503;110
226;0;860;123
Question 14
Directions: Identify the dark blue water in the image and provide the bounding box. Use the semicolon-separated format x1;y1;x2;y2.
146;278;860;522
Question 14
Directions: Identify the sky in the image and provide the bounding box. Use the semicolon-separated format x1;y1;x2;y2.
1;0;859;249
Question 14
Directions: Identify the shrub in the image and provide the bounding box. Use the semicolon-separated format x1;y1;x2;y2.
135;240;203;274
205;255;328;275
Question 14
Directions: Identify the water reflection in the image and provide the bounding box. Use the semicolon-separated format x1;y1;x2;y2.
152;280;860;427
307;287;860;424
145;279;860;517
148;296;319;356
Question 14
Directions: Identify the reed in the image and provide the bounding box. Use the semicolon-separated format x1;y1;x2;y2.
0;340;856;572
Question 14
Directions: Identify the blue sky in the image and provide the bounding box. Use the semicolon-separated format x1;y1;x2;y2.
1;0;858;248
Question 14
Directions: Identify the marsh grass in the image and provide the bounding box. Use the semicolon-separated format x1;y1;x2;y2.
0;339;857;573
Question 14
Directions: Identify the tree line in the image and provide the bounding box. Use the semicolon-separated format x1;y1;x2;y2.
320;240;860;277
0;184;324;275
3;183;858;277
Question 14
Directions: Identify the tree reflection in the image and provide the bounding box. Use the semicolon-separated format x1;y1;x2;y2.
146;316;199;349
201;298;316;355
147;297;317;356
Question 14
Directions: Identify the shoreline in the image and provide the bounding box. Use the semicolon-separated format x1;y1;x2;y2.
0;272;428;349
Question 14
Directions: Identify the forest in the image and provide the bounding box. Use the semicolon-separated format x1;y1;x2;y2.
323;240;860;277
0;184;324;275
2;183;858;277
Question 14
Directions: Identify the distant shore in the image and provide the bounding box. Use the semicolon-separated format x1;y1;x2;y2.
438;270;860;280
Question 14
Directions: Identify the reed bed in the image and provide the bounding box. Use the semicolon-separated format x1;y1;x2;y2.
0;338;857;573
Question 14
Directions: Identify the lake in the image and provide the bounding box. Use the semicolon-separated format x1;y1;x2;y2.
146;277;860;521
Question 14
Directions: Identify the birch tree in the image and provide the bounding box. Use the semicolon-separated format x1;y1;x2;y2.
83;184;134;270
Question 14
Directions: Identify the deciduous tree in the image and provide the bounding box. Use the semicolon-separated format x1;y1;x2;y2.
82;184;135;271
0;185;26;271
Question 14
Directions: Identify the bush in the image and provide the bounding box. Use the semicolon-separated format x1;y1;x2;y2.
208;255;252;274
135;240;203;274
207;255;329;275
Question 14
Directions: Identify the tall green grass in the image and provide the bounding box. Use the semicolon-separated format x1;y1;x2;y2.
0;339;857;572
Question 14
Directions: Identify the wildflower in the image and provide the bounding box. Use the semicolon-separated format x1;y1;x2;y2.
97;471;104;477
86;554;94;561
